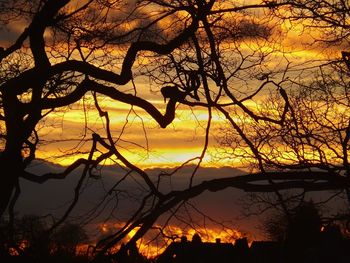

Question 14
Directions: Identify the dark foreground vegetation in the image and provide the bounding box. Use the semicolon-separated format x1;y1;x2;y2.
1;202;349;263
1;229;349;263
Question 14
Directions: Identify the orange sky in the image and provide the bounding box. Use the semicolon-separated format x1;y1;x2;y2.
27;1;336;168
2;2;347;257
0;0;335;169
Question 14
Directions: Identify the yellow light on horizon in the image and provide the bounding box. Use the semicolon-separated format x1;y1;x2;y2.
95;222;246;258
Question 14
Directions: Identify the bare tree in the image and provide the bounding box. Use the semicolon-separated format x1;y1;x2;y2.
0;0;285;256
3;0;350;259
0;0;203;217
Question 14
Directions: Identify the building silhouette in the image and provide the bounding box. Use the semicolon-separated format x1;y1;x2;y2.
157;234;239;263
156;230;350;263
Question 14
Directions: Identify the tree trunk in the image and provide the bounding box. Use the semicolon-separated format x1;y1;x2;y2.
0;151;23;218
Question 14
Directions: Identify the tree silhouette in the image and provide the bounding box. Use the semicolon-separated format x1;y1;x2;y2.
285;201;322;248
1;0;350;260
216;0;350;232
52;223;88;256
0;0;201;218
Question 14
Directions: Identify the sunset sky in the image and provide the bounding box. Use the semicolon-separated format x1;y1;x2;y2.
34;49;327;169
0;0;333;169
1;0;347;258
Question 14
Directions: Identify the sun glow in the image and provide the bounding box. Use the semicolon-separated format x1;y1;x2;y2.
95;222;246;258
24;0;335;170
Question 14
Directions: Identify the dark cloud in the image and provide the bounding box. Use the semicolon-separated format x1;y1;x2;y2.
15;160;348;241
233;20;272;40
17;161;249;232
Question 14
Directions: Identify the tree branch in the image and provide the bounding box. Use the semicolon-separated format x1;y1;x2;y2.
21;158;90;183
38;78;177;128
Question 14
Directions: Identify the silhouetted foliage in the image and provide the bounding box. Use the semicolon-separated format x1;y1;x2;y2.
52;223;88;256
156;228;350;263
0;215;90;263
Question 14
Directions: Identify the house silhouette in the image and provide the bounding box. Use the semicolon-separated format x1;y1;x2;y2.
156;234;249;263
156;230;350;263
249;241;281;263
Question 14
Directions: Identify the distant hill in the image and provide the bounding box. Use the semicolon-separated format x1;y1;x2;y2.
17;159;347;242
18;159;246;221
